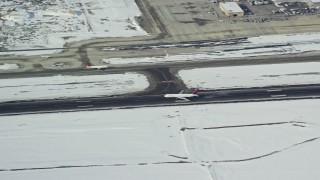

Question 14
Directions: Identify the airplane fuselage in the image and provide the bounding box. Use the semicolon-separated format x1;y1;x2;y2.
164;94;198;98
164;89;199;101
86;65;108;70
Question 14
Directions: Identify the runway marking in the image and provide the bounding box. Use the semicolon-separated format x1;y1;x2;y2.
157;80;174;83
13;106;38;109
76;100;92;103
77;105;94;108
267;89;282;92
270;94;287;98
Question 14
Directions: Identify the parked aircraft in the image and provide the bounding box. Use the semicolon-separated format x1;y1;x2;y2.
164;89;199;101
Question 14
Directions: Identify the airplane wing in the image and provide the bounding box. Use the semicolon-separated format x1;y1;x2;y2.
179;90;184;94
176;97;190;101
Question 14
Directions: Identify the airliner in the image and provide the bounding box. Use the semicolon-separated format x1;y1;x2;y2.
164;89;199;101
85;63;108;70
41;55;50;59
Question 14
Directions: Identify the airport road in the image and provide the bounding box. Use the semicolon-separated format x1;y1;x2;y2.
1;84;320;115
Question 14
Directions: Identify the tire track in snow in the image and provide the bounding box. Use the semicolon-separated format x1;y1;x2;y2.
0;161;192;172
208;136;320;163
180;121;307;131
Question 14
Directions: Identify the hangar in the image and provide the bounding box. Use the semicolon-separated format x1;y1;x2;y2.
219;2;244;17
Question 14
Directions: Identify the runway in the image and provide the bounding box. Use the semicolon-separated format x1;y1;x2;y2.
1;84;320;115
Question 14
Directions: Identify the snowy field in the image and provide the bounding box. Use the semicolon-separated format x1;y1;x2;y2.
178;62;320;89
103;32;320;65
0;0;147;55
0;73;149;102
0;99;319;180
0;64;21;71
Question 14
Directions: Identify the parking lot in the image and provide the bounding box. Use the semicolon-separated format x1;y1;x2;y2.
145;0;320;41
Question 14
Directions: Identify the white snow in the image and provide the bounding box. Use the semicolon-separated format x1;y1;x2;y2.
211;138;320;180
102;32;320;65
0;109;188;169
0;164;210;180
0;73;149;102
0;64;20;71
0;99;319;179
178;62;320;89
0;0;148;55
248;33;320;45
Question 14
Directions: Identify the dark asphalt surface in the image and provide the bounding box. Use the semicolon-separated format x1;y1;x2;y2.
1;84;319;115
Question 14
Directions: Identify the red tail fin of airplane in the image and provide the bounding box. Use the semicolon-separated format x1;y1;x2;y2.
86;63;92;68
193;89;199;94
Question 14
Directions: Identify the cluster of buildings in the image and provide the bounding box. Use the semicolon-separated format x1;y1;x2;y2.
218;0;319;17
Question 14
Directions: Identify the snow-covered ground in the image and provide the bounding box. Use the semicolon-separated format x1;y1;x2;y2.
0;73;149;102
0;0;147;55
178;62;320;89
0;164;211;180
0;64;21;71
0;99;319;180
102;32;320;65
